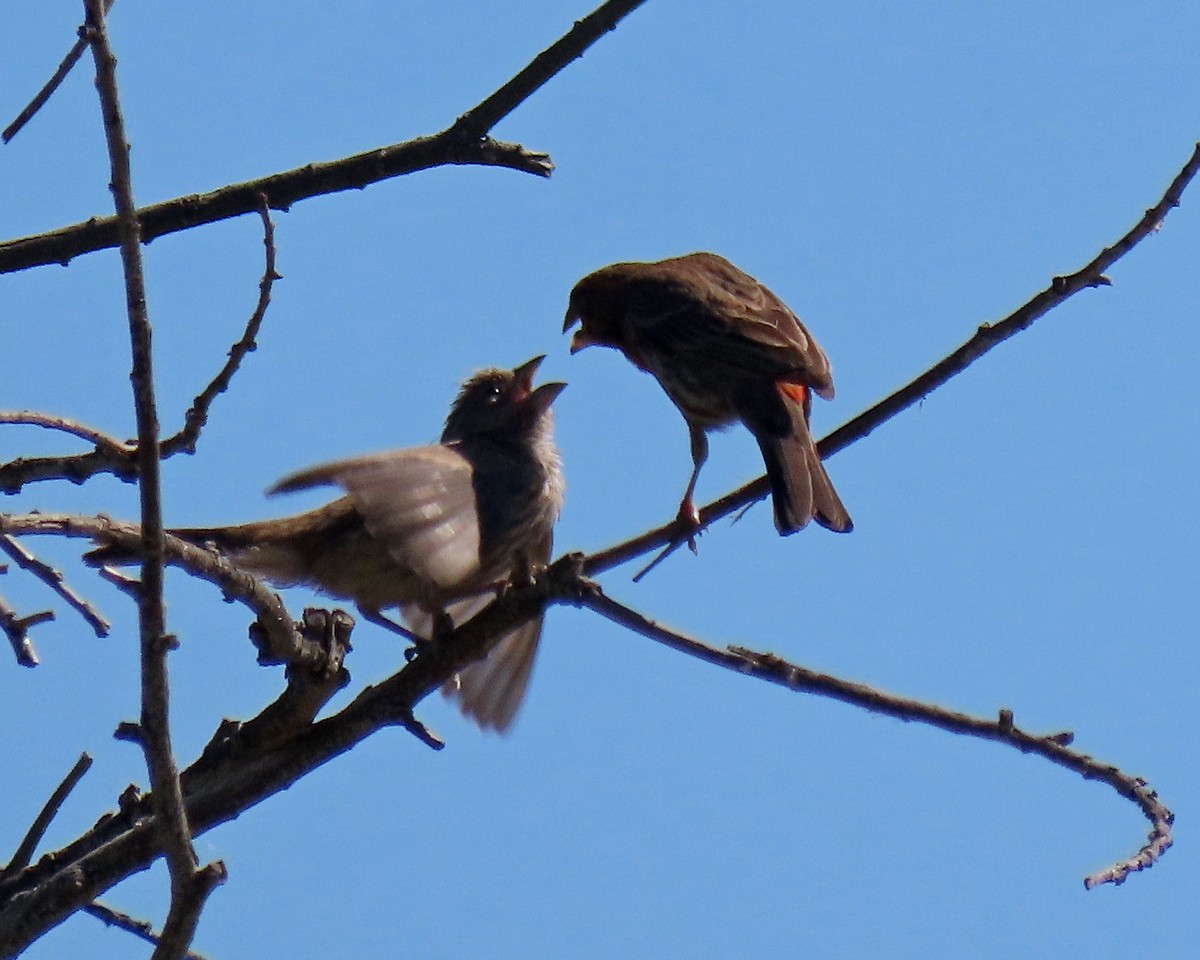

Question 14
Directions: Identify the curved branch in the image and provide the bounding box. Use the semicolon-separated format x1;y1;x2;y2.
0;411;131;453
160;197;277;458
581;589;1172;888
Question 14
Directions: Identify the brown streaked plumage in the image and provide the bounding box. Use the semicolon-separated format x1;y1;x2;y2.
87;357;566;733
564;252;851;536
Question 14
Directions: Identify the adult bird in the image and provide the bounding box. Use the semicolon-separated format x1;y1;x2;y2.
565;252;850;537
87;356;566;733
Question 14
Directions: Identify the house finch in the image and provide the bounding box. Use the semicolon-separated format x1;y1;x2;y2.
564;252;850;536
87;356;566;733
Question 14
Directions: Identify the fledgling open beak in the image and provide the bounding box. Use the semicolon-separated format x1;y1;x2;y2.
511;355;566;413
526;380;568;414
511;355;546;394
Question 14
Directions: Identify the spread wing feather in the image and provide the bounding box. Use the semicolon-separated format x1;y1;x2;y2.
271;446;482;590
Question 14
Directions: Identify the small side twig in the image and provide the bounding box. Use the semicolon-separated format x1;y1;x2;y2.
1;0;116;144
0;411;132;454
83;900;210;960
161;196;278;457
1;753;93;881
0;534;110;636
0;593;46;667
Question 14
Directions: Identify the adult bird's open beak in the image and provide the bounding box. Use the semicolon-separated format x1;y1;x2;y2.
563;311;597;355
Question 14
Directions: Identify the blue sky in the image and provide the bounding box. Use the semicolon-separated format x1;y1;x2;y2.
2;2;1197;957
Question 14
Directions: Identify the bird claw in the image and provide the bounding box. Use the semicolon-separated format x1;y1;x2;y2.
632;505;703;582
676;499;703;554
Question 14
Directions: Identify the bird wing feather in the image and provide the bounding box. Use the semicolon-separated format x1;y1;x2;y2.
270;446;482;590
639;253;835;398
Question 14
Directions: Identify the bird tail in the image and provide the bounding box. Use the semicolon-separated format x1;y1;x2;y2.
403;596;542;735
751;390;852;536
83;521;273;567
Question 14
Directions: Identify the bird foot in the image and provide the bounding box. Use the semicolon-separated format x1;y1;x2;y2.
675;499;703;554
632;503;704;582
401;610;453;663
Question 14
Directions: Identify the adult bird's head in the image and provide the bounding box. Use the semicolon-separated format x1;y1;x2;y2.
562;264;643;354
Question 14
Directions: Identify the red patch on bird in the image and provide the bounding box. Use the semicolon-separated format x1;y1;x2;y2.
777;381;809;404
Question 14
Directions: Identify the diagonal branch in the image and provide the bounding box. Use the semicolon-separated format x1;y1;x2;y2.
0;534;110;637
1;0;117;144
83;901;210;960
584;140;1200;575
0;0;650;276
0;542;1169;954
1;753;93;881
0;411;132;454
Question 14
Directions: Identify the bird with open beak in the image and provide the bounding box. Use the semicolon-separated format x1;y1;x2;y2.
565;252;851;538
88;356;566;733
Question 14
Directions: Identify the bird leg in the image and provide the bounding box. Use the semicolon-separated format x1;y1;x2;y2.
633;427;710;582
675;424;709;551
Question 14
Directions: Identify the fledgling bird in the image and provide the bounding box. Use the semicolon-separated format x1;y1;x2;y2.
564;252;851;536
86;356;566;733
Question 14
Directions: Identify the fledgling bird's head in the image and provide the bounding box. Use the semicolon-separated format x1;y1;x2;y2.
441;355;566;445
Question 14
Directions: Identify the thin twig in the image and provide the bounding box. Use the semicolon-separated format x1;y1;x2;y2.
583;140;1200;576
0;411;132;454
1;0;117;144
83;901;210;960
1;753;92;881
0;534;110;636
0;593;44;666
580;587;1173;888
161;196;278;457
0;0;650;275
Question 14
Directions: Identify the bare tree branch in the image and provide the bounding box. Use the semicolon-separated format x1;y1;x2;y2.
1;753;92;881
584;140;1200;576
1;0;116;144
0;593;44;667
0;534;110;637
82;8;228;952
580;588;1173;888
0;411;132;453
161;196;277;458
0;447;137;494
0;0;651;276
0;535;1170;956
83;901;210;960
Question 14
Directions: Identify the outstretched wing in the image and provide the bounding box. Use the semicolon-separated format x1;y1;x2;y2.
271;446;482;591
